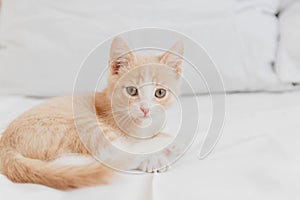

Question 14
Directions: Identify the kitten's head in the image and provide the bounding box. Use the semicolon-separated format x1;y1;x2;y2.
106;37;184;128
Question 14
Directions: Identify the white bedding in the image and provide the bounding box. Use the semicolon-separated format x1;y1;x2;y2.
0;92;300;199
0;0;290;96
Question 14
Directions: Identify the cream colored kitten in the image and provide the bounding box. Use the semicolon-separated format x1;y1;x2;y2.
0;37;184;190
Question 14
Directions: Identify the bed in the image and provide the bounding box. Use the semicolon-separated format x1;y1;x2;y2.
1;91;299;200
1;0;300;199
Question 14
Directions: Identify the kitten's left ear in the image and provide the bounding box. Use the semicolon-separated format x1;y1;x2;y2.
160;40;184;74
109;37;136;75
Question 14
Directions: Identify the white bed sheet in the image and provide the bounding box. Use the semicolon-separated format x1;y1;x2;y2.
0;92;300;199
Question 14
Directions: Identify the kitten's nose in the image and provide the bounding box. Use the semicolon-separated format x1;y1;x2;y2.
140;106;149;116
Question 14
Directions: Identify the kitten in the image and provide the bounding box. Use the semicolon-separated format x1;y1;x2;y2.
0;37;184;190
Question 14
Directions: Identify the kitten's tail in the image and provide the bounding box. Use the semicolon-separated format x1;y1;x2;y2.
0;148;114;190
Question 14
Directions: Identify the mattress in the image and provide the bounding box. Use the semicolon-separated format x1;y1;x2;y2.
0;92;300;200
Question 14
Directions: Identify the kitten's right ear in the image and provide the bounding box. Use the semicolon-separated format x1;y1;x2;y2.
160;40;184;75
109;37;136;75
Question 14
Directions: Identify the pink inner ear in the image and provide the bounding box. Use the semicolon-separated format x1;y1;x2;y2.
111;58;130;75
111;61;121;75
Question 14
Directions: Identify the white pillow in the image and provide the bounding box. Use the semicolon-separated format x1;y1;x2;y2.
276;0;300;83
0;0;291;96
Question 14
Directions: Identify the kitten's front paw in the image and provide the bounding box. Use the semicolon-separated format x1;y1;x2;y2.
138;155;169;173
138;144;183;173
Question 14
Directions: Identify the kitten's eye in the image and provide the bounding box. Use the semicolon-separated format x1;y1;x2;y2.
155;88;167;98
126;86;138;96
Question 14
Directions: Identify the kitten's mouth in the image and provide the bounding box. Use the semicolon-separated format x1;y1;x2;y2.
132;112;152;120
